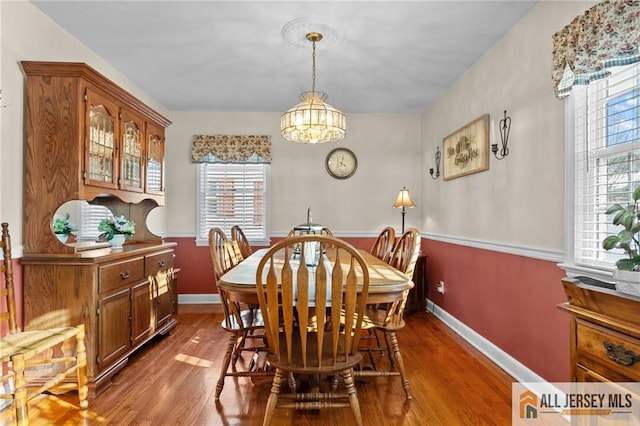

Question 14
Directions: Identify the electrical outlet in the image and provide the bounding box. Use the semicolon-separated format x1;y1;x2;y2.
436;280;445;294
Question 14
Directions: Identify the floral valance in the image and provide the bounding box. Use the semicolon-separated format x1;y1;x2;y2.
190;135;271;163
552;0;640;99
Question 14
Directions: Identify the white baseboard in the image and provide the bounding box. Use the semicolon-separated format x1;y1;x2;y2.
178;293;220;304
427;299;549;385
429;300;567;414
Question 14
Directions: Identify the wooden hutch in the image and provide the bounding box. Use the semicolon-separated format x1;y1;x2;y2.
20;61;178;397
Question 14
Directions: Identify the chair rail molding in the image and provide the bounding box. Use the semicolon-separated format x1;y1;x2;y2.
422;232;564;263
167;231;565;264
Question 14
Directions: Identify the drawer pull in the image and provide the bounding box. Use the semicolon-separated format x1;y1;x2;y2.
158;260;166;267
603;341;640;366
120;270;131;280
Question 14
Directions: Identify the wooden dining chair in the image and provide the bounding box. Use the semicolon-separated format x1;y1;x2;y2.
0;222;88;425
255;235;370;426
320;227;334;237
370;226;395;263
387;227;421;279
209;227;239;279
361;226;395;356
357;227;421;400
231;225;252;260
208;227;266;400
287;226;334;238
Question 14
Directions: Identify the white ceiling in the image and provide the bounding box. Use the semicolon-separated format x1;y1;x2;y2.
31;0;538;114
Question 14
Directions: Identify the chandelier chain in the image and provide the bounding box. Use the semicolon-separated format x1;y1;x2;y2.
311;40;317;93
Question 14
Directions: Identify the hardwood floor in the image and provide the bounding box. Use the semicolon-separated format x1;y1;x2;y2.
3;305;515;425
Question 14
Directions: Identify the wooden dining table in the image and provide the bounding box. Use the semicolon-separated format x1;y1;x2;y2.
216;245;413;393
216;247;413;305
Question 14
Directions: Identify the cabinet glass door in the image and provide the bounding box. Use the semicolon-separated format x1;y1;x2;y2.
146;123;165;195
120;109;145;192
85;89;119;190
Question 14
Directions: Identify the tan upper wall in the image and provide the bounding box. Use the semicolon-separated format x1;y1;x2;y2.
165;112;421;236
420;0;598;252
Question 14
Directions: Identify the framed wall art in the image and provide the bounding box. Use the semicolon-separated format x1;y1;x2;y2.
442;114;490;181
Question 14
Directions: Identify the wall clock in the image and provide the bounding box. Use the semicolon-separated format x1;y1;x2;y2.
325;147;358;179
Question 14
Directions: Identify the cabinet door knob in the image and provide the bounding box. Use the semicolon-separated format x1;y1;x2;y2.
120;270;131;280
603;341;640;366
158;260;166;267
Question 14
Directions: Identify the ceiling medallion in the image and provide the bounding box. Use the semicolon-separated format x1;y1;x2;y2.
281;17;340;48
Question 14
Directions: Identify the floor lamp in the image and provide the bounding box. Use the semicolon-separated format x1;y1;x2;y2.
392;186;415;234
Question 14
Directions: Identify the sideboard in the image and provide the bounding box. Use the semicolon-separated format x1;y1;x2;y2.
21;244;178;397
559;277;640;382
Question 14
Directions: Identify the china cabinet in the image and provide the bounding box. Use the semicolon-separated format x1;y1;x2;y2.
21;61;170;254
20;61;177;397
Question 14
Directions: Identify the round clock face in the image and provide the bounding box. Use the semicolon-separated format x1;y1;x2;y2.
326;148;358;179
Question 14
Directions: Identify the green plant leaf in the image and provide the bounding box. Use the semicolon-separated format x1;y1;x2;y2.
606;204;625;215
603;235;621;250
622;210;634;229
612;209;629;226
603;189;640;264
616;258;636;270
619;242;632;254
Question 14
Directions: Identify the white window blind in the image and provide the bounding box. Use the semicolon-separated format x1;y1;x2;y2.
573;62;640;270
147;161;162;191
78;203;113;240
196;163;268;245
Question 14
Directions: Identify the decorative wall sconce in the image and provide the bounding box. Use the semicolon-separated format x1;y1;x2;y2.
491;110;511;160
429;147;441;179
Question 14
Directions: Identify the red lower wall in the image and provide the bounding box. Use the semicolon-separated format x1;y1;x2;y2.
424;239;569;382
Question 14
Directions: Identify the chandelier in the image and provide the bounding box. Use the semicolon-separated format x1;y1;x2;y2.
281;32;346;144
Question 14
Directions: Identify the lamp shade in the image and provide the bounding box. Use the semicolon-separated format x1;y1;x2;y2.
393;187;415;209
281;91;346;144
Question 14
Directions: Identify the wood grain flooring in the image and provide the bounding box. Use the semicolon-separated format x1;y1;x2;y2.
2;305;515;425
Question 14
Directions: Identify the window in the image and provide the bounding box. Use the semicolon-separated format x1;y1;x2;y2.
570;62;640;274
53;200;114;241
78;203;113;240
196;163;269;246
